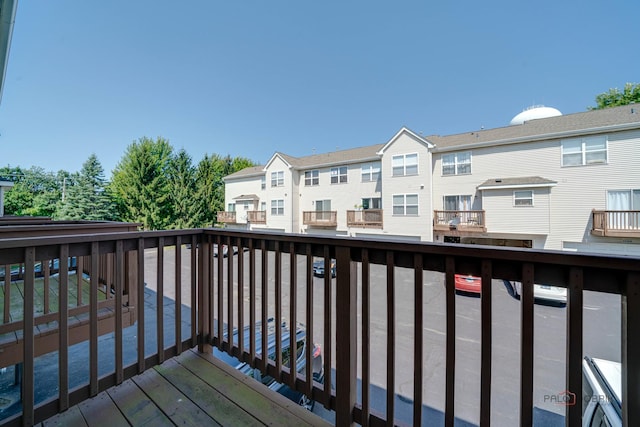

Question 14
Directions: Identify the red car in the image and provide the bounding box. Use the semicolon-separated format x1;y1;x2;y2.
454;274;482;294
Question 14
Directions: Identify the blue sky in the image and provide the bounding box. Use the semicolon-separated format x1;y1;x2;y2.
1;1;638;176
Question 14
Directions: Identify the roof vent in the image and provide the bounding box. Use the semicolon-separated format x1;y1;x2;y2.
495;179;502;183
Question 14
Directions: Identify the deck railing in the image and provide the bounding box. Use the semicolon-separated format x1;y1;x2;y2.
592;210;640;237
216;211;237;223
247;210;267;224
302;211;337;227
0;228;639;426
433;210;486;232
346;209;383;228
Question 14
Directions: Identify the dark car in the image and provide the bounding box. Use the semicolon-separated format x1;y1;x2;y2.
213;319;324;411
313;258;336;278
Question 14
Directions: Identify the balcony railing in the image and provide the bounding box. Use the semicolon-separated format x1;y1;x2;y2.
247;210;266;224
303;211;337;227
1;228;640;425
346;209;383;228
217;211;237;223
433;210;486;232
592;210;640;237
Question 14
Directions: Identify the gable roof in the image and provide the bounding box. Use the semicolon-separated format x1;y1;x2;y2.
429;104;640;151
376;127;434;154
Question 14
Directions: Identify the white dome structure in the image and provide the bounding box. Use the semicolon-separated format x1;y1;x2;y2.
510;105;562;125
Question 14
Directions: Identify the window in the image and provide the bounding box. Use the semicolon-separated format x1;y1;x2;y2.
361;162;381;182
260;202;266;211
444;195;472;211
607;189;640;210
562;136;607;166
361;197;382;209
315;199;332;211
304;170;319;186
330;166;348;184
271;171;284;187
514;190;533;206
261;176;266;190
271;199;284;215
393;194;418;215
227;203;236;212
392;154;418;176
442;152;471;175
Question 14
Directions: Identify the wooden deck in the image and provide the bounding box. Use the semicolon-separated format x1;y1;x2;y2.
38;349;331;427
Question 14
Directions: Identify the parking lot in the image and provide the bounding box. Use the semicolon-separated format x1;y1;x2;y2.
146;247;622;426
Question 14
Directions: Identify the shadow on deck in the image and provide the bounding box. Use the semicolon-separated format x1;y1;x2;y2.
40;349;329;427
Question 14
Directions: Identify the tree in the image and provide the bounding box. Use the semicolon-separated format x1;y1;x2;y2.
0;166;64;217
167;149;197;229
110;137;174;230
589;83;640;110
56;154;116;221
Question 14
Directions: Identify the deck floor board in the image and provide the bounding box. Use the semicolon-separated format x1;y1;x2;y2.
39;348;331;427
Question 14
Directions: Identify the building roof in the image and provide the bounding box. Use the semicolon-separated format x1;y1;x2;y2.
225;104;640;181
0;0;18;105
427;104;640;151
223;165;265;180
232;194;259;201
477;176;558;190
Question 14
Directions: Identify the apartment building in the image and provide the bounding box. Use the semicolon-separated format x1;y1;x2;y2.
221;104;640;256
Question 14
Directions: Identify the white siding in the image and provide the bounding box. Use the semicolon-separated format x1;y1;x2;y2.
481;188;551;234
380;132;433;241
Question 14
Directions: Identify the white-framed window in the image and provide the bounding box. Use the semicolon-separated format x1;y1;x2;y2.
361;197;381;209
227;203;236;212
330;166;348;184
392;194;418;215
271;199;284;215
304;170;319;186
561;136;607;166
392;153;418;176
607;189;640;210
514;190;534;206
361;162;381;182
444;195;472;211
261;176;266;190
442;152;471;175
271;171;284;187
260;202;266;211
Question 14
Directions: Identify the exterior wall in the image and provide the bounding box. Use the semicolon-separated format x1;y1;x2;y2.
481;187;551;234
432;128;640;250
263;157;295;233
379;132;433;241
223;174;265;224
296;163;382;234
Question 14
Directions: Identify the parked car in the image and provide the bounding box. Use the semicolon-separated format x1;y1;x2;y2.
582;356;621;426
213;319;324;411
313;258;336;278
454;274;482;294
213;244;239;257
509;281;567;305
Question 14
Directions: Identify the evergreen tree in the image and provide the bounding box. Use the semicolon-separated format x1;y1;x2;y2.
56;154;115;220
110;137;174;230
168;149;197;229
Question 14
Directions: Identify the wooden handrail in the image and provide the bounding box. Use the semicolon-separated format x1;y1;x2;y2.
1;228;639;425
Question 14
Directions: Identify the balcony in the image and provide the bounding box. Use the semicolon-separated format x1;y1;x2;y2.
1;228;640;426
346;209;383;229
247;210;267;224
216;211;237;224
433;210;487;233
303;211;337;227
592;210;640;237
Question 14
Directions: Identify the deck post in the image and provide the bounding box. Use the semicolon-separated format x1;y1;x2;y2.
622;272;640;426
198;236;211;353
335;246;356;426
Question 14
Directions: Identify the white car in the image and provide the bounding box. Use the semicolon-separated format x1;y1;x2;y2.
582;357;621;426
509;281;567;305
